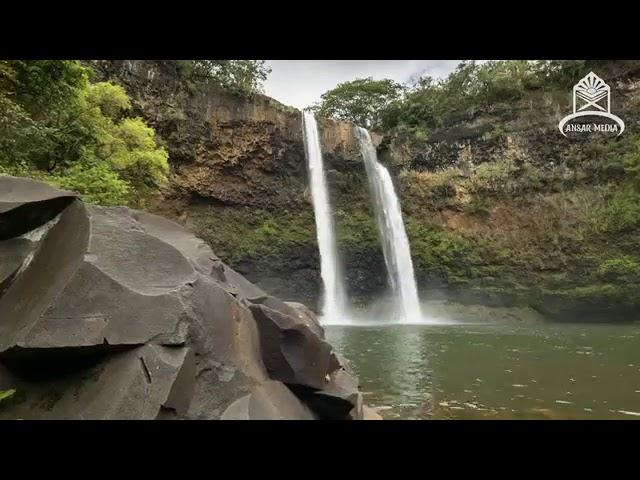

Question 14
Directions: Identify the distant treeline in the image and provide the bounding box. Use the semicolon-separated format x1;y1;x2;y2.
311;60;640;131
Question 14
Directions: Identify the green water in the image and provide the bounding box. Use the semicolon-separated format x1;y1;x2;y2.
325;323;640;420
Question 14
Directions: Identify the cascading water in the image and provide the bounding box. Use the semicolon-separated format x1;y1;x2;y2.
302;111;348;324
356;126;423;323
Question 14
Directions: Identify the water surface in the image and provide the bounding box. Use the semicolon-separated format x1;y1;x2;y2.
325;323;640;419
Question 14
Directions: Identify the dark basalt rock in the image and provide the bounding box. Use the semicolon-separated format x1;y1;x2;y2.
221;265;269;303
220;380;317;420
0;176;75;241
0;238;35;297
291;367;364;420
252;296;325;338
0;345;193;420
248;303;333;390
0;176;372;420
284;301;325;339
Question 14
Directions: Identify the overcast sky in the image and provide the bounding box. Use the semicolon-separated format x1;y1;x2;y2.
263;60;463;109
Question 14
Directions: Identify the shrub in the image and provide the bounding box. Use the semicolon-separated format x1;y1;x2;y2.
0;61;168;206
598;256;640;278
598;187;640;233
466;158;519;194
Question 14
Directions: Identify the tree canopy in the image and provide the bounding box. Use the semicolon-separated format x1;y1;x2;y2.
0;60;168;206
312;60;640;133
310;77;404;128
0;59;274;206
178;60;271;96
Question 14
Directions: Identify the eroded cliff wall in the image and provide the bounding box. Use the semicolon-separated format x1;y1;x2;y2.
90;60;640;322
89;60;374;308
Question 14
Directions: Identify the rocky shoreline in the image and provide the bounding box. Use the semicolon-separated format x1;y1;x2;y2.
0;176;380;420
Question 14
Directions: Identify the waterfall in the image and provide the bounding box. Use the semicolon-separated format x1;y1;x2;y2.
355;126;423;323
302;111;348;323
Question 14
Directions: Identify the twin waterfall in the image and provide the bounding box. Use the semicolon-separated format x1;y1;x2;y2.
302;112;348;323
355;127;423;323
302;111;422;324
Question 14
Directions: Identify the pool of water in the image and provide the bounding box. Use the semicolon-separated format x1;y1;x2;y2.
325;323;640;420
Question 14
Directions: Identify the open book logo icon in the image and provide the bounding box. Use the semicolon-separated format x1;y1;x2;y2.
559;72;625;136
575;72;610;112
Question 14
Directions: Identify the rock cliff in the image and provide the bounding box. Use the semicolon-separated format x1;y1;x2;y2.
88;60;640;322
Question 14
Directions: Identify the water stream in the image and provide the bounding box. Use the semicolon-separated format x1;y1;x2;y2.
356;126;422;323
302;111;348;323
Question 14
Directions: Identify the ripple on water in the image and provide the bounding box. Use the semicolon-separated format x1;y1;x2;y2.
324;322;640;419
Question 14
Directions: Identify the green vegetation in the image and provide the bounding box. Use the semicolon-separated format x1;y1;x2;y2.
463;198;492;218
598;256;640;279
177;60;271;97
406;221;482;281
0;60;275;206
540;283;638;306
186;207;316;265
236;211;316;261
335;205;379;250
0;389;16;403
0;60;168;206
596;186;640;234
381;61;542;132
310;77;404;128
313;60;640;135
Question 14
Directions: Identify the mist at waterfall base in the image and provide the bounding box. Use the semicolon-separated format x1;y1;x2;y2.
322;295;470;326
302;112;455;326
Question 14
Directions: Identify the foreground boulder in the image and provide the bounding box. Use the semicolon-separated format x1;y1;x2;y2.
248;302;333;390
0;176;371;420
220;380;317;420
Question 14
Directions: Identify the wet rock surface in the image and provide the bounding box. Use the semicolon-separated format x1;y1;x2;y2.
0;176;371;420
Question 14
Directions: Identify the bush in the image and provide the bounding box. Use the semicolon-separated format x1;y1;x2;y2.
228;210;316;262
599;187;640;233
598;256;640;279
466;158;519;194
463;198;492;218
86;81;131;119
336;206;379;250
400;169;463;204
54;163;131;206
0;61;168;206
377;60;640;136
178;60;271;97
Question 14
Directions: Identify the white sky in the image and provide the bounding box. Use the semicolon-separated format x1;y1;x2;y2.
263;60;462;109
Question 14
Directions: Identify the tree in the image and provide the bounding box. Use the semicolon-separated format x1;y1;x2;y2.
311;78;404;128
0;60;168;206
179;60;271;96
0;60;93;170
383;61;545;131
85;81;131;119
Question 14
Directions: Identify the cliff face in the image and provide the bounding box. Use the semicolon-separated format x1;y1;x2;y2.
89;60;371;308
90;60;363;208
381;72;640;322
91;60;640;322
